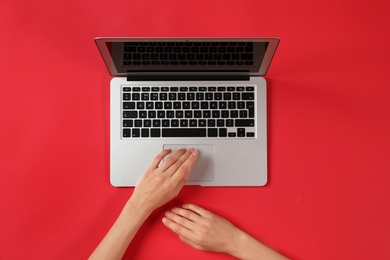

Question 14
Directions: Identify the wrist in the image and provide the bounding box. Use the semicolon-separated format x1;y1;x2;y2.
225;228;247;257
125;198;153;219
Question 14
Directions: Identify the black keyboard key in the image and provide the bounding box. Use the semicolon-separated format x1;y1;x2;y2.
162;128;206;137
123;93;131;100
208;128;218;137
157;111;165;118
135;120;142;127
231;110;239;118
247;101;255;118
228;132;236;137
132;128;140;137
123;102;135;109
203;110;211;118
190;119;197;127
219;128;227;137
176;110;184;118
123;120;133;127
123;111;137;118
185;111;193;118
192;102;200;109
141;129;149;137
223;93;232;100
219;101;227;109
235;119;255;127
167;111;175;118
137;102;144;109
148;111;156;118
237;101;245;109
199;119;206;127
123;129;131;137
139;111;147;118
171;119;179;127
196;93;204;100
221;110;230;118
240;110;248;118
233;93;241;100
237;128;246;137
242;93;254;100
212;111;220;118
151;128;161;137
144;120;152;127
162;120;170;127
208;119;216;127
194;110;202;118
180;119;188;127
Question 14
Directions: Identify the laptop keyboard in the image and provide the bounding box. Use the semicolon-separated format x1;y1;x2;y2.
122;42;254;66
122;85;256;138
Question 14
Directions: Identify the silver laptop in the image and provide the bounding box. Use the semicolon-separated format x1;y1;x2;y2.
95;37;279;186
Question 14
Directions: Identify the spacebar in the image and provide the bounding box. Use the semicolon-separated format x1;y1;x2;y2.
162;128;206;137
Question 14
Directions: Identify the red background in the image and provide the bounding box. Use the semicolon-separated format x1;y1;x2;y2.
1;0;390;259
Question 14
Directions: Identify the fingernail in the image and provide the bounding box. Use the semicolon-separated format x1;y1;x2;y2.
162;217;167;223
192;150;198;157
165;211;171;217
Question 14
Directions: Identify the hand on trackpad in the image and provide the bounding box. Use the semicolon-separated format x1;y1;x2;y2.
163;144;214;182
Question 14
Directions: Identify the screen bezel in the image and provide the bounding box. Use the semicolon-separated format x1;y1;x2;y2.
95;37;279;77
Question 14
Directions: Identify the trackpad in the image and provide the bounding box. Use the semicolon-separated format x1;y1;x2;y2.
163;144;214;182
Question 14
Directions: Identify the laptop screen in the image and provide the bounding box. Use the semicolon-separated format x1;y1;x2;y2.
95;38;279;77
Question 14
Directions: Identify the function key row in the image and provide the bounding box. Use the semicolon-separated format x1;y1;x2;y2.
123;86;255;92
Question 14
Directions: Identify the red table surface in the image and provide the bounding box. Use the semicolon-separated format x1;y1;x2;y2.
1;0;389;259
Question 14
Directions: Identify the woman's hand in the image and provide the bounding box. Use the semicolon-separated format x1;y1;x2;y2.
128;148;198;215
162;203;240;253
163;203;289;260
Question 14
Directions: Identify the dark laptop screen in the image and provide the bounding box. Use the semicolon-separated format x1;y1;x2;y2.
106;41;268;74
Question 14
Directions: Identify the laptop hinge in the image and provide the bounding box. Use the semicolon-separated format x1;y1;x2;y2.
126;75;250;81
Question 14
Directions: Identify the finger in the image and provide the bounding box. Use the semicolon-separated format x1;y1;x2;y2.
162;217;195;239
164;210;198;230
158;148;187;171
182;203;211;217
170;149;198;183
164;148;194;175
171;207;202;223
148;149;172;170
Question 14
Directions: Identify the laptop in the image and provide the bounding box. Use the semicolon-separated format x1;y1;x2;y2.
95;37;279;186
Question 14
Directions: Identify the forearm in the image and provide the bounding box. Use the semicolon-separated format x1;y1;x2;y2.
229;229;288;260
89;200;151;260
